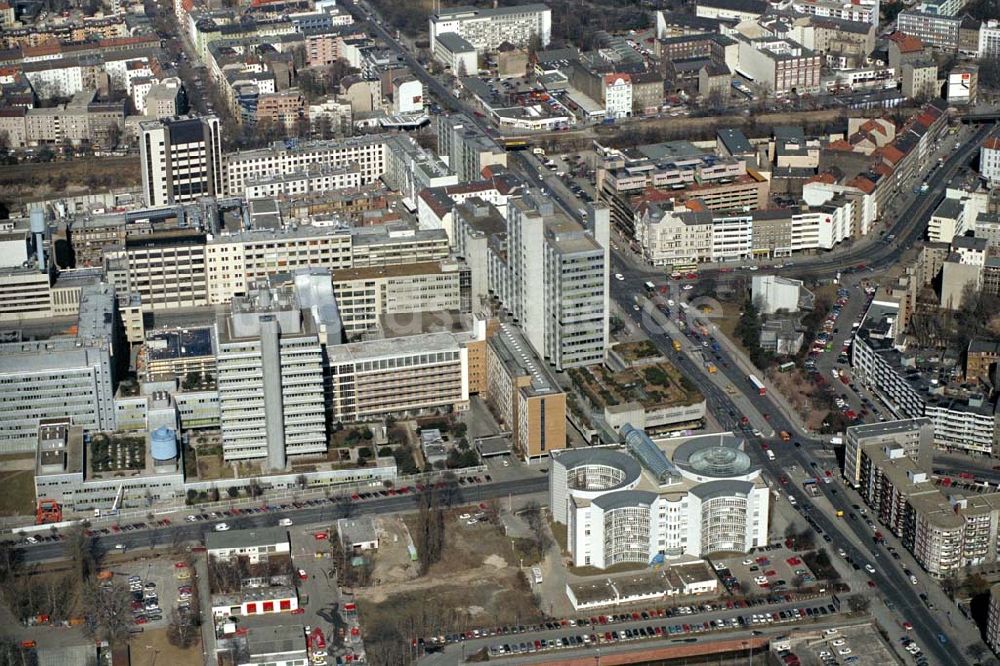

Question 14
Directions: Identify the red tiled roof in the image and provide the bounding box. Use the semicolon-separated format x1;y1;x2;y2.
888;32;924;53
983;137;1000;151
847;176;876;194
806;173;837;185
880;145;905;165
827;139;853;151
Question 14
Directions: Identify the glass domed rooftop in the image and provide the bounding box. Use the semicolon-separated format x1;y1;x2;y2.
686;446;752;478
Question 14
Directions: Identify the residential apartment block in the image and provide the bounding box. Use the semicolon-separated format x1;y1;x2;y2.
853;434;1000;577
844;419;933;488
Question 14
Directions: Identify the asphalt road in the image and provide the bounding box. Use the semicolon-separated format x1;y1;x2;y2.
389;24;986;658
15;7;985;664
606;284;965;666
16;476;549;563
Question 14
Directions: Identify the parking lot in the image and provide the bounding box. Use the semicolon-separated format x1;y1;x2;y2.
774;623;903;666
713;546;819;595
106;553;193;631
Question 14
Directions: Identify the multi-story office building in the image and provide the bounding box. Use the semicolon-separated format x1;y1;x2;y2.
105;231;208;311
788;0;879;25
331;260;470;337
432;32;478;75
243;164;363;200
325;319;485;423
735;37;822;96
595;142;769;234
429;4;552;54
897;10;962;51
980;20;1000;58
216;275;334;468
382;134;457;204
492;192;609;369
844;419;933;487
139;115;223;207
223;135;388;196
0;283;120;453
453;198;507;307
33;417;185;512
485;324;567;461
107;219;450;312
550;427;770;569
434;114;507;183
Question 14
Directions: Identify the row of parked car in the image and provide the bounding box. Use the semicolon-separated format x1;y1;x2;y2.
417;592;837;650
184;476;497;523
483;602;840;659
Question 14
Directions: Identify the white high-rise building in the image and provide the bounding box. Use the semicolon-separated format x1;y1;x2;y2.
492;192;609;369
550;427;771;569
216;275;335;469
139;115;222;207
429;4;551;53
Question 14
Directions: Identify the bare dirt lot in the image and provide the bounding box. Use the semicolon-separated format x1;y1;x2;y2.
357;514;544;665
129;627;201;666
0;156;140;204
768;369;830;431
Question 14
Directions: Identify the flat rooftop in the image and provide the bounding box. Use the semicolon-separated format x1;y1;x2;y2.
490;323;561;397
145;326;215;361
245;625;306;659
206;526;290;551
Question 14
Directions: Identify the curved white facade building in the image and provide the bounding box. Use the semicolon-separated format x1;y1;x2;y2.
550;427;770;569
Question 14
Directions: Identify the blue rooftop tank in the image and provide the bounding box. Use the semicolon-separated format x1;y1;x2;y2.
150;427;178;461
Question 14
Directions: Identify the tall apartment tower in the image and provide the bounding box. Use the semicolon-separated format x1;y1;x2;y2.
434;114;507;182
139;115;223;207
216;279;330;469
499;191;609;370
844;418;934;487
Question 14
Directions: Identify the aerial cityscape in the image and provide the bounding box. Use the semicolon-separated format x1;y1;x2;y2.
1;0;1000;664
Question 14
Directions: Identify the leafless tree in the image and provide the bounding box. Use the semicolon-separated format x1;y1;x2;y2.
81;579;132;643
167;607;199;648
